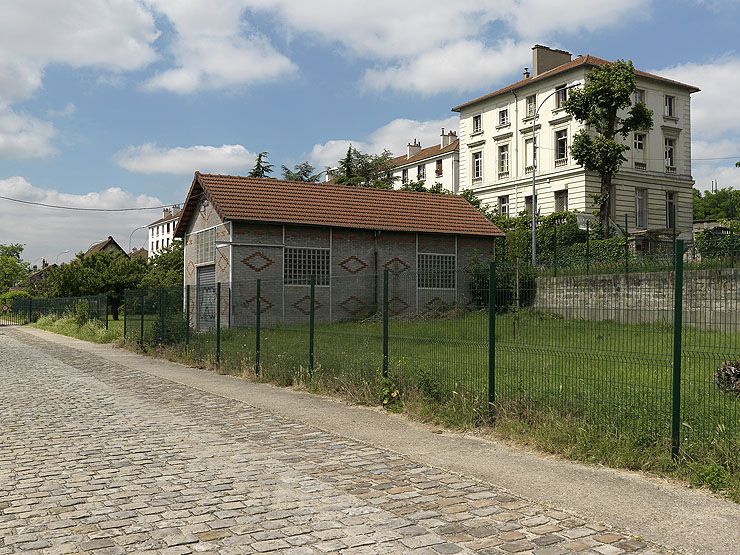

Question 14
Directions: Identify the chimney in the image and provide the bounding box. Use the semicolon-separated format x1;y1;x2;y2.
532;45;572;76
407;139;421;158
523;67;530;79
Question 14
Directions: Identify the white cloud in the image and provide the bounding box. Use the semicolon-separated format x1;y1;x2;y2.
115;143;256;174
0;109;57;159
309;116;458;168
143;0;296;93
0;176;163;263
47;103;76;119
362;40;530;95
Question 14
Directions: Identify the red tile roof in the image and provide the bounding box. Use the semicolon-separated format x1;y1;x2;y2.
84;236;127;257
389;140;459;168
174;173;503;238
452;55;700;112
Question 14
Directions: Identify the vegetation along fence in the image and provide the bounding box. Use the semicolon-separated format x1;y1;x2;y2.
0;294;108;326
123;240;738;469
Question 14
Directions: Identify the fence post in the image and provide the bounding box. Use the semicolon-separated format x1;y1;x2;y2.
671;239;685;461
123;292;127;339
104;296;109;330
27;297;32;324
671;204;677;259
215;282;221;366
488;261;496;422
552;226;558;277
255;279;261;376
158;287;164;343
309;274;315;377
382;269;389;378
585;221;590;275
185;285;190;350
139;289;145;345
624;213;629;276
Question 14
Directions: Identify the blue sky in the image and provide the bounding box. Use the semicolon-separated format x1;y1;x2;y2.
1;0;739;263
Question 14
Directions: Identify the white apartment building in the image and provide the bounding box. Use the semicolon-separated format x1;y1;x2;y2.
453;45;700;240
389;129;460;192
147;206;182;258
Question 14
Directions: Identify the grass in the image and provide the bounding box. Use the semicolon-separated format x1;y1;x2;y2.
32;307;739;501
33;314;122;343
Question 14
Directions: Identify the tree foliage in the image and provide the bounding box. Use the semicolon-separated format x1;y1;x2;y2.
281;161;321;182
248;151;274;178
334;145;396;188
0;244;29;294
693;187;740;221
140;241;183;288
564;60;653;237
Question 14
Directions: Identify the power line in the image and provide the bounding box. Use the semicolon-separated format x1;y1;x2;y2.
0;194;200;212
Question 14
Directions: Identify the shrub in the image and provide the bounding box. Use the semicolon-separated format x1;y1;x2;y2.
715;361;740;395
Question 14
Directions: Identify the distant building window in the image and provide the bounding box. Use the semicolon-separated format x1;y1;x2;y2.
156;240;159;250
555;85;567;109
417;164;426;181
498;144;509;177
436;159;443;177
402;168;409;184
524;138;534;172
166;222;170;233
498;108;509;126
635;89;646;104
284;247;330;286
554;190;568;212
193;227;216;265
472;151;483;179
525;194;536;214
664;137;676;171
666;192;677;229
664;95;675;117
418;253;456;289
635;188;647;228
498;195;510;217
634;133;645;150
472;114;482;134
526;94;536;117
555;130;568;165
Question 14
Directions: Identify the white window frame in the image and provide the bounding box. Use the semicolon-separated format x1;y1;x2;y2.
665;137;676;170
402;168;409;184
283;247;330;287
435;159;443;177
554;190;568;212
498;144;509;177
417;164;426;181
634;132;645;151
555;130;568;164
664;95;675;117
526;94;536;117
417;253;456;290
524;137;534;172
555;85;567;109
191;227;216;265
635;188;647;228
634;89;646;105
472;151;483;180
498;108;509;126
498;195;510;217
472;114;482;134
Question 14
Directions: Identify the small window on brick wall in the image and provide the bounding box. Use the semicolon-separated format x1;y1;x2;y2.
284;247;330;286
193;227;216;265
417;253;456;289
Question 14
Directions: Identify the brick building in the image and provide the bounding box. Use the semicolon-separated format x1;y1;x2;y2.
174;173;503;329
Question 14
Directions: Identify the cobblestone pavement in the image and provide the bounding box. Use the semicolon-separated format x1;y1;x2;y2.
0;329;668;555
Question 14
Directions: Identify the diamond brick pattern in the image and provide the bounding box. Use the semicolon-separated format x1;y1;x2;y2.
388;296;410;316
217;250;230;272
383;257;410;275
424;297;450;313
186;260;195;277
242;251;274;272
339;295;366;316
244;295;273;314
292;295;321;315
339;255;368;274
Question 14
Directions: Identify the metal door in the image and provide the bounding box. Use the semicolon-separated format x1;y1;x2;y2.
196;265;216;331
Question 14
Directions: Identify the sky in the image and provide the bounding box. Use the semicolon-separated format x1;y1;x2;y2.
0;0;739;264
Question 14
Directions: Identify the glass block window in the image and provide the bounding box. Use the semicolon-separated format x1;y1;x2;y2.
193;227;215;265
284;247;330;286
417;253;456;289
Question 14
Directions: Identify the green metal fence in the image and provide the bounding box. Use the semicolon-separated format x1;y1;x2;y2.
0;294;107;326
123;240;739;466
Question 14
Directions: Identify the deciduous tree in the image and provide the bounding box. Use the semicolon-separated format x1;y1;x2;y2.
0;244;29;294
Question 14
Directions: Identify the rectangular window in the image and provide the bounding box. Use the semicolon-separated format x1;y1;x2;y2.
634;132;645;150
402;168;408;184
417;164;426;181
498;195;510;217
193;227;216;265
166;222;171;233
635;188;647;228
472;114;482;133
472;151;483;179
498;144;509;177
664;95;675;117
554;190;568;212
417;253;456;290
555;85;567;109
555;130;568;165
525;195;536;214
284;247;330;286
524;138;534;173
666;192;676;229
498;108;509;126
665;138;676;171
526;94;536;117
634;89;646;104
435;159;443;177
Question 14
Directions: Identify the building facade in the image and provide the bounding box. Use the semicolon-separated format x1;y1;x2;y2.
174;173;502;329
453;45;700;241
389;130;460;192
148;206;182;258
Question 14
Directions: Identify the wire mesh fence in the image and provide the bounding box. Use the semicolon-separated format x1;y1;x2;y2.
0;294;107;326
122;240;738;466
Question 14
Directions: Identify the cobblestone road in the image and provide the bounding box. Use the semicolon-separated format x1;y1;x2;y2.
0;329;666;554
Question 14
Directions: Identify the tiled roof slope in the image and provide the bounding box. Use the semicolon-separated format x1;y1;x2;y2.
84;236;126;257
452;55;700;112
148;208;183;227
174;173;503;238
389;140;459;168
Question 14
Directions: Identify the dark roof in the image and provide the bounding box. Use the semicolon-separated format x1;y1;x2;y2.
174;172;503;238
148;208;183;227
452;55;700;112
389;140;459;168
85;236;127;257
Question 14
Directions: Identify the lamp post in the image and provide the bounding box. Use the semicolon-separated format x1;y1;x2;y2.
129;225;148;253
55;250;69;264
530;82;580;266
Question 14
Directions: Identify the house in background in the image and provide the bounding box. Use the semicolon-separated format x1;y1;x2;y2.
453;45;700;242
148;206;182;258
174;172;503;329
85;236;127;258
389;129;460;192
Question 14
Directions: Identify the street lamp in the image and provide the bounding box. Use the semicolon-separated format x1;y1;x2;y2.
129;225;149;253
530;82;580;266
55;250;69;264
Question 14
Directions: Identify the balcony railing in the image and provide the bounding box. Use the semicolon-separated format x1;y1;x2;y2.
435;170;443;177
665;165;676;174
498;171;509;179
635;162;647;171
554;157;567;167
525;165;533;174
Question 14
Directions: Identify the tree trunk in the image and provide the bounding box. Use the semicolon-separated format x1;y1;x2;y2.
111;302;119;321
600;174;612;239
